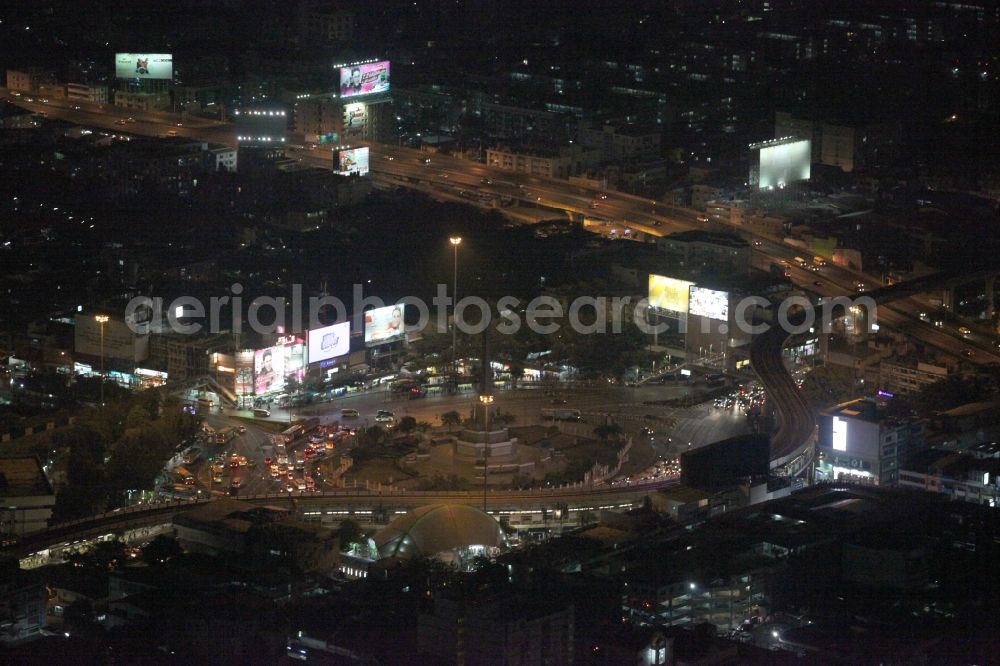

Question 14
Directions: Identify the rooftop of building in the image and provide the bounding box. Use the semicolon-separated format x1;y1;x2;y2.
586;121;661;137
374;504;505;560
655;485;712;504
822;398;882;423
940;399;1000;418
576;525;635;547
880;354;951;372
903;448;1000;478
488;143;585;159
0;455;53;497
966;440;1000;457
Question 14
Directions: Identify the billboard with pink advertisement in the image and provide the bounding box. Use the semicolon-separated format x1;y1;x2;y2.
253;338;305;395
339;61;390;98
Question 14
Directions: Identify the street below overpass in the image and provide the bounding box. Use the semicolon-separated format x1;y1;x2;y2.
10;479;675;565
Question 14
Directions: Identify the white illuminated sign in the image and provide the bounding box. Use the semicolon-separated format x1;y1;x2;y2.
688;286;729;321
832;416;848;452
756;139;811;190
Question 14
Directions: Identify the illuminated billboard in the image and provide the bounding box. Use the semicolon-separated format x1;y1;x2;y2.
648;275;694;314
344;102;367;136
115;53;173;80
751;137;811;190
364;305;405;346
308;322;350;364
688;286;729;321
339;61;390;98
235;350;255;398
254;338;305;395
254;346;285;395
336;147;369;176
832;416;848;452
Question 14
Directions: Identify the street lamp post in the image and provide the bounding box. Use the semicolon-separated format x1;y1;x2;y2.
449;237;462;376
95;315;109;407
479;394;494;512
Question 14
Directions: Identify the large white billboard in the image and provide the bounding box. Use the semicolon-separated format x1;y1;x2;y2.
688;287;729;321
648;275;694;314
308;322;350;364
756;138;811;189
74;315;149;363
115;53;173;80
364;305;405;346
832;416;848;451
336;147;369;176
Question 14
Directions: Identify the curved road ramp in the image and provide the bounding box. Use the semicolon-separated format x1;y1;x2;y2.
750;322;816;478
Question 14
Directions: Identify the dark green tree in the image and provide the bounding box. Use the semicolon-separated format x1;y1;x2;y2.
440;410;462;431
593;423;624;442
142;534;183;565
397;415;418;433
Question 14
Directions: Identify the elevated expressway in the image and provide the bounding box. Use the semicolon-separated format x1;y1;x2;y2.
6;480;676;562
751;261;1000;480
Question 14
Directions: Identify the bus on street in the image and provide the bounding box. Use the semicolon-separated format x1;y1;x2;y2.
216;426;237;445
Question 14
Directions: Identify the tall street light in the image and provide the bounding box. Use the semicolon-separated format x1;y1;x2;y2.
95;315;109;407
479;394;494;512
449;237;462;376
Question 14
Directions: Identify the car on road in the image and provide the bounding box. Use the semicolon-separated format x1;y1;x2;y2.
813;281;823;287
375;410;395;426
237;425;247;434
961;349;975;358
340;408;360;418
263;457;272;466
959;326;971;337
253;408;270;417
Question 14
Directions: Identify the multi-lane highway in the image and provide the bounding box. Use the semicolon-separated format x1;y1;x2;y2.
7;91;995;497
5;91;995;355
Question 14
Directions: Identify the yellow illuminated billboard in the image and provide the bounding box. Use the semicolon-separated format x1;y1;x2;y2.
648;275;694;314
